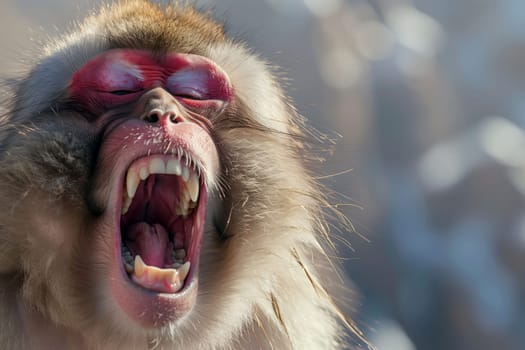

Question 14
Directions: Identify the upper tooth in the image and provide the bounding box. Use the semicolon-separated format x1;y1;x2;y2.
149;158;165;174
123;156;201;216
122;194;132;215
139;166;149;180
126;171;140;199
181;166;190;182
166;159;182;175
187;174;199;202
181;197;189;211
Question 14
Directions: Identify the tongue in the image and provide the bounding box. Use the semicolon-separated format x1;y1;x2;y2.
125;223;172;267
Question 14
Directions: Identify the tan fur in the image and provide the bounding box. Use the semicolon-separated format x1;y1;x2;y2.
0;1;365;349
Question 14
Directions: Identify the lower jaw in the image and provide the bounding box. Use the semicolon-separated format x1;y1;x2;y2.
105;219;202;328
108;254;200;328
109;190;207;327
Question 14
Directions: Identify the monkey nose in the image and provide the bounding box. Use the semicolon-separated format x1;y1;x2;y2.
139;87;186;126
142;109;185;125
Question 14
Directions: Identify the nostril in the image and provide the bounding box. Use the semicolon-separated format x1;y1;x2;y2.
169;114;184;124
142;110;184;125
144;110;161;123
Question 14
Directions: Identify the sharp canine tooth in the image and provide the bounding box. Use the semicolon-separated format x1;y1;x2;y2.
167;159;182;175
181;199;189;214
129;255;191;292
134;255;146;277
178;262;191;280
139;166;149;180
187;174;199;202
150;158;165;174
126;171;140;199
122;194;132;215
181;166;190;182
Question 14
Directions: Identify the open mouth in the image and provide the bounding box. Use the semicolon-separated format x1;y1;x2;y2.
119;153;206;294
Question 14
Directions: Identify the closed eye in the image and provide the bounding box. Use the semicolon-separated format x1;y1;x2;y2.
109;90;142;96
176;93;202;100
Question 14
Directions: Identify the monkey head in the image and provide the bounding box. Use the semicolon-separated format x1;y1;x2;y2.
0;1;358;349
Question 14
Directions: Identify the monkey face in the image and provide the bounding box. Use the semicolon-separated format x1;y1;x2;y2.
0;2;350;349
66;49;233;326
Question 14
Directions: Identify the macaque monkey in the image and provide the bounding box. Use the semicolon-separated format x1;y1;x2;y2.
0;1;364;349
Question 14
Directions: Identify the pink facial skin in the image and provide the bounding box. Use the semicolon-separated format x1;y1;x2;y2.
70;49;233;116
69;49;232;328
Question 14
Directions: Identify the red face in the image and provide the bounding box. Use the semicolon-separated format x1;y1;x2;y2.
70;49;233;115
69;49;233;327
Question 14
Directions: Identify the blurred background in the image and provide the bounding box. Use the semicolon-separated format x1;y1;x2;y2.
2;0;525;349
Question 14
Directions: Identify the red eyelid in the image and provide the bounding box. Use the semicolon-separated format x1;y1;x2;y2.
86;91;142;111
164;55;233;101
70;49;233;112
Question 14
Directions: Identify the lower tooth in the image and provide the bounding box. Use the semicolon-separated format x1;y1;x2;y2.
125;263;133;273
174;249;186;260
130;256;192;292
178;262;191;279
